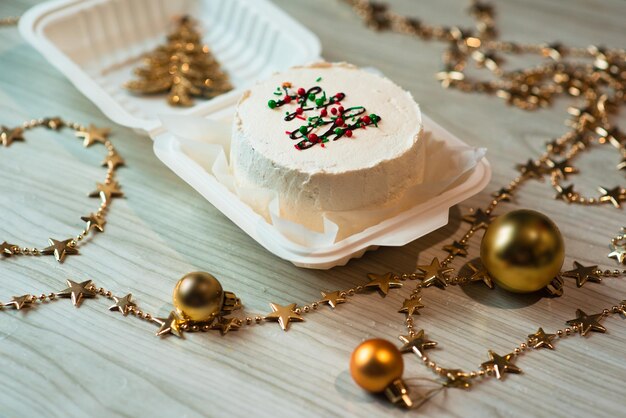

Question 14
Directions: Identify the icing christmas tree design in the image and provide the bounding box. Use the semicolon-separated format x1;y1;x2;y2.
268;82;381;150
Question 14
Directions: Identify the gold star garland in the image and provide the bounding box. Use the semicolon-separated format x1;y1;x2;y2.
340;0;626;408
0;118;124;263
344;0;626;213
0;274;414;337
608;227;626;264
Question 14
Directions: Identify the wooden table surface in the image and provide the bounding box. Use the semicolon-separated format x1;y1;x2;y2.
1;0;625;417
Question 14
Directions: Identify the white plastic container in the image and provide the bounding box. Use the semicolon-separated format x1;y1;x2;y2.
19;0;491;268
19;0;321;132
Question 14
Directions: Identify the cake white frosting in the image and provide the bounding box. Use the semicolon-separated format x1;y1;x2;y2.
231;62;424;222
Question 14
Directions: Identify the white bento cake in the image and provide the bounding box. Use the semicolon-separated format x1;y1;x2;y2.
230;62;425;224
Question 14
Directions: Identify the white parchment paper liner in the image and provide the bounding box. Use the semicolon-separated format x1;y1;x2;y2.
160;115;485;246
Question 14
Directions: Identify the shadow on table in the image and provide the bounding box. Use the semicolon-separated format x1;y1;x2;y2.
458;258;544;309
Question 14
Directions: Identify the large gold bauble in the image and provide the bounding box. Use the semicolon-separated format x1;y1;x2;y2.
172;272;224;322
480;209;565;293
350;339;404;393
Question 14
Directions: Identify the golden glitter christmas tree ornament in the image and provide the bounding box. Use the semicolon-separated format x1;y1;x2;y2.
125;16;232;107
480;209;565;293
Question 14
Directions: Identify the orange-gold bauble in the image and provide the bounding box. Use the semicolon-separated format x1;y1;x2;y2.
350;338;404;393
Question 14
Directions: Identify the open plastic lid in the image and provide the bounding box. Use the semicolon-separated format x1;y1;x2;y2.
19;0;322;133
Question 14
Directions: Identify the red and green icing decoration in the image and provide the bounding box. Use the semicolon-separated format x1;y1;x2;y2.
267;81;381;150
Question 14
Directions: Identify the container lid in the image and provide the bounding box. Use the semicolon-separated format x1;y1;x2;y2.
19;0;322;133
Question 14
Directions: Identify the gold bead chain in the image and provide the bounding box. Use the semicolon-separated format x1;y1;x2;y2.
1;118;124;262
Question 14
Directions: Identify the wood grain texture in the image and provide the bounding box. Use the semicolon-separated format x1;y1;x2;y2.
1;0;625;417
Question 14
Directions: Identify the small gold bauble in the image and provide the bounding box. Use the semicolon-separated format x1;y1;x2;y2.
350;338;404;393
480;209;565;293
173;272;224;322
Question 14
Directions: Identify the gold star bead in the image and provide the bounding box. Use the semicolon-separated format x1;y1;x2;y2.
546;139;565;154
608;243;626;264
416;257;453;289
561;261;601;287
155;311;183;338
319;290;346;309
442;240;468;257
554;184;576;202
0;241;18;256
598;186;624;208
527;327;556;349
516;159;543;179
5;295;33;310
568;105;597;125
566;309;606;336
365;272;403;296
466;261;495;289
480;351;522;380
546;159;578;179
618;301;626;316
398;297;425;316
443;369;471;389
0;126;25;147
108;294;136;315
89;181;124;204
462;208;495;230
211;316;241;335
472;50;501;72
76;124;110;147
596;125;625;148
435;70;465;88
264;303;304;331
41;238;78;263
81;213;106;233
399;330;437;357
102;151;125;170
572;132;592;148
56;279;96;307
492;187;512;202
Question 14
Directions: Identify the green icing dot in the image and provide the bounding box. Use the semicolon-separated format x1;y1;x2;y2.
268;100;277;109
